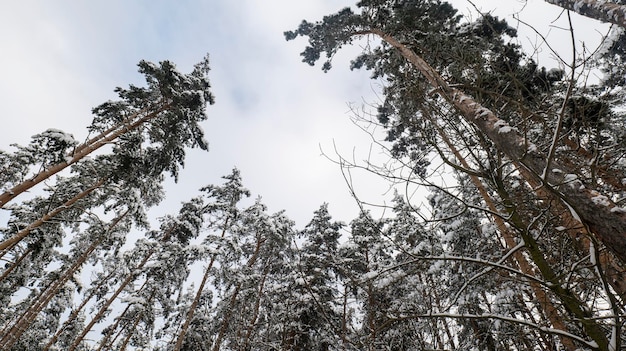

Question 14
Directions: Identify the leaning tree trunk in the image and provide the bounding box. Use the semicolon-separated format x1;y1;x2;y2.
431;119;578;351
66;230;168;351
544;0;626;28
0;210;128;350
0;241;100;350
210;235;266;351
0;178;105;252
362;27;626;265
493;175;610;349
43;268;118;351
95;280;151;351
172;215;237;351
0;102;168;208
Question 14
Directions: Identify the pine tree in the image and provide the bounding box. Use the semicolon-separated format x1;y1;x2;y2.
0;55;213;209
285;0;626;266
0;55;214;350
287;1;626;349
279;204;344;350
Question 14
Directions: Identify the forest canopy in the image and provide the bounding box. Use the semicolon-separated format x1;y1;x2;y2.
1;0;626;350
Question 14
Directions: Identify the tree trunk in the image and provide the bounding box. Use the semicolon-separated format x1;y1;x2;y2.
68;247;155;351
210;236;266;351
173;219;231;351
0;103;168;208
432;117;578;350
0;178;105;251
544;0;626;28
43;269;118;351
241;260;270;350
365;27;626;264
2;211;128;347
494;176;610;349
517;163;626;298
0;247;32;283
117;312;143;351
0;241;100;350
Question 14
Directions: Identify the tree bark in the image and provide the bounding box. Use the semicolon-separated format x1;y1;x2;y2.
0;178;105;252
544;0;626;28
365;27;626;264
173;219;231;351
494;176;610;349
43;269;118;351
432;121;577;351
0;247;32;283
68;246;155;351
241;260;270;350
0;103;168;208
0;241;100;350
210;235;266;351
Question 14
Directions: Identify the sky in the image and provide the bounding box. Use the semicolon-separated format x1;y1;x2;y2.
0;0;611;228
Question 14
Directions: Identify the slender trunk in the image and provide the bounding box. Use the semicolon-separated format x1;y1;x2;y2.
366;27;626;265
210;235;266;351
2;214;127;349
2;210;128;349
0;178;106;251
364;251;376;351
432;120;578;350
68;248;155;351
173;218;232;351
544;0;626;28
430;277;456;350
97;304;132;351
96;280;151;351
0;247;32;283
0;240;20;262
0;241;100;350
241;261;270;350
0;103;169;208
519;292;556;351
118;312;143;351
341;285;349;350
494;176;610;349
43;269;117;351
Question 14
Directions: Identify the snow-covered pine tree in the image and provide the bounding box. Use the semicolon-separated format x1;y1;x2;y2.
285;0;626;267
287;2;626;349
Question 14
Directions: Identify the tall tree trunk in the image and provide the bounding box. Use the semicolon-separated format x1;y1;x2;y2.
68;245;156;351
494;176;610;349
431;283;456;350
96;281;153;351
516;163;626;298
544;0;626;28
432;118;577;350
0;247;32;283
363;27;626;264
210;235;266;351
0;103;168;208
97;302;134;351
241;260;270;350
0;178;105;251
118;314;142;351
0;241;100;350
43;269;118;351
1;210;128;348
173;219;231;351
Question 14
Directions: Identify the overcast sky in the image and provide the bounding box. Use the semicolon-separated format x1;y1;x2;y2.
0;0;610;228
